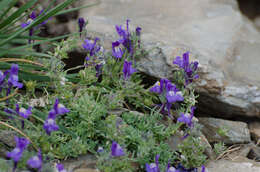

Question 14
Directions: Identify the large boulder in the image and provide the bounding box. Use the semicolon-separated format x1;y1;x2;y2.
199;117;251;144
206;159;260;172
80;0;260;118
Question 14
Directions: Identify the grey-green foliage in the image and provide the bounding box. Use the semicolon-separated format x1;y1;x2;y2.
96;111;180;171
177;136;207;169
213;142;226;157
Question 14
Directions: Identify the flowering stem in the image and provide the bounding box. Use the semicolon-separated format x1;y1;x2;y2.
21;120;25;129
13;161;17;172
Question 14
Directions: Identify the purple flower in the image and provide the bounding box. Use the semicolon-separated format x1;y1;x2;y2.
167;167;179;172
166;162;179;172
97;146;104;153
6;137;30;164
56;164;67;172
82;38;101;56
150;81;162;94
27;150;42;170
112;41;124;59
78;17;86;35
175;164;198;172
151;78;172;94
150;78;184;103
115;25;127;37
85;56;90;61
122;60;137;80
173;52;199;85
53;98;70;115
146;163;159;172
177;106;196;127
177;113;193;127
95;63;103;78
8;64;23;89
115;19;133;54
146;154;160;172
16;104;32;119
43;110;59;135
165;89;184;103
110;141;125;157
136;27;142;36
201;165;205;172
166;165;179;172
43;99;69;135
150;79;184;117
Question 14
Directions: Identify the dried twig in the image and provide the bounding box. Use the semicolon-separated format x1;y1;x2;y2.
216;145;241;160
0;58;44;67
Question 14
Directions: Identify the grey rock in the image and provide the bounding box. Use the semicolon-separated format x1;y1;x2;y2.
165;131;183;152
74;169;98;172
0;130;16;147
80;0;260;118
199;134;215;160
247;145;260;162
199;117;251;144
206;159;260;172
60;154;97;172
249;122;260;143
254;17;260;31
166;131;215;159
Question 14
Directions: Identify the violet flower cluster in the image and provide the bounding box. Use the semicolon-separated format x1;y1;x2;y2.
150;78;184;117
0;64;23;96
6;137;30;171
177;106;196;128
113;20;141;80
6;137;43;171
115;19;133;55
146;155;206;172
82;36;104;78
43;98;69;135
173;52;199;86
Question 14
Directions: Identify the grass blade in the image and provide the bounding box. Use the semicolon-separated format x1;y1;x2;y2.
0;0;75;46
0;0;38;29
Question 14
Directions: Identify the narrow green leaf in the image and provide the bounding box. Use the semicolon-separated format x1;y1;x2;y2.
19;70;50;82
0;32;77;57
0;0;38;29
0;0;17;16
0;0;75;46
2;51;53;58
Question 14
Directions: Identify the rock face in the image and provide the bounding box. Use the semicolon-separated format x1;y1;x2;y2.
80;0;260;118
249;122;260;142
206;159;260;172
199;117;251;144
